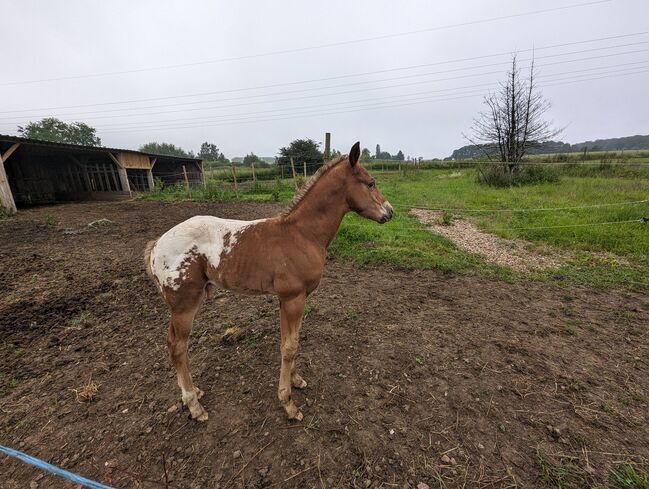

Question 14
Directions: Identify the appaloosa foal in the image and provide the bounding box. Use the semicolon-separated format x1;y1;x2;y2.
145;142;393;421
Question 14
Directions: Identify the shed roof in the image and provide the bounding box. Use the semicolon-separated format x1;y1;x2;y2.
0;134;202;162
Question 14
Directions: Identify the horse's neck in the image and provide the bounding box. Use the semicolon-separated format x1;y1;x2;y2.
283;171;348;248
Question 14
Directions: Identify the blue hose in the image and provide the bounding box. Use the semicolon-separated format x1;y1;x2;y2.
0;444;114;489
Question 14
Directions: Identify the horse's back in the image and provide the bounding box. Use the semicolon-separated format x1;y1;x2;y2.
149;215;264;291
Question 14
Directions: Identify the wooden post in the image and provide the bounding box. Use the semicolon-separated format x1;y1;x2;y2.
182;165;190;191
251;162;256;184
107;152;131;195
0;143;20;215
324;132;331;161
146;169;155;190
303;161;307;178
231;163;239;198
290;157;298;189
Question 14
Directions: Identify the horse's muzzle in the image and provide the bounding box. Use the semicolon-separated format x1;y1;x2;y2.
379;203;394;224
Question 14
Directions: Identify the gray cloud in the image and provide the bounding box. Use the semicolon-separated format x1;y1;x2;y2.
1;0;647;158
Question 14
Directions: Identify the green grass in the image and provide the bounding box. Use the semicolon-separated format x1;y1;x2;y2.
609;463;649;489
328;167;649;288
537;452;591;488
41;214;58;228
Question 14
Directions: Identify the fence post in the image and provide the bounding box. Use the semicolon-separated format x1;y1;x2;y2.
303;161;307;178
231;163;239;198
182;165;190;191
324;132;331;161
251;162;257;184
290;157;298;189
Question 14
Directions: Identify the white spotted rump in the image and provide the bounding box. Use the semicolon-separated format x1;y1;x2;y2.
150;215;264;290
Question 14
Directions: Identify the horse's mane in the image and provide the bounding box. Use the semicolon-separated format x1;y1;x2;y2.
282;154;347;216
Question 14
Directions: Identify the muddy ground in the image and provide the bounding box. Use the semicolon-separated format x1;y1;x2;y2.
0;201;647;488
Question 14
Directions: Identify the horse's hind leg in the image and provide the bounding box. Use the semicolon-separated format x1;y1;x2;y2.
165;282;208;421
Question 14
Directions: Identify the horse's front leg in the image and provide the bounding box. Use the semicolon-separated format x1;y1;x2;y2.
278;293;306;420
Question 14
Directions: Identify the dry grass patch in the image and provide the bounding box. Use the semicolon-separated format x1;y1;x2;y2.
71;377;100;402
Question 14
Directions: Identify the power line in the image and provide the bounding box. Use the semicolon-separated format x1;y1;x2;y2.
92;67;649;133
0;0;611;87
3;50;646;134
1;29;643;116
85;61;649;130
391;199;649;213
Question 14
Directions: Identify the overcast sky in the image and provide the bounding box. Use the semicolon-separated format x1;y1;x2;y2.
1;0;648;158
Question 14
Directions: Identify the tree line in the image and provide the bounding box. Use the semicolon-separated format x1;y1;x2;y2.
15;119;409;171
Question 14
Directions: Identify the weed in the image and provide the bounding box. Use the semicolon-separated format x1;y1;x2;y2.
344;309;359;321
294;175;306;189
563;321;579;335
600;402;614;414
95;291;113;302
440;211;454;226
569;379;588;393
537;451;591;488
41;214;58;228
191;327;206;339
244;330;263;348
620;392;647;406
70;311;91;326
303;304;313;319
14;348;25;358
43;400;59;417
1;377;18;396
609;462;649;488
415;355;424;365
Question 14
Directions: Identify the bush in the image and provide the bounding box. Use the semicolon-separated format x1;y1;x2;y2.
477;164;559;187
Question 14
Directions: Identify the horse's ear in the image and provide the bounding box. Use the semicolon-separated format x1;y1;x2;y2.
349;141;360;168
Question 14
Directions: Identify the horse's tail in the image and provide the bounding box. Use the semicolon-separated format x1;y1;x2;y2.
143;239;157;281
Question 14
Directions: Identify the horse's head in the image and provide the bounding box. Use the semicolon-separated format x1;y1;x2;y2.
343;142;393;224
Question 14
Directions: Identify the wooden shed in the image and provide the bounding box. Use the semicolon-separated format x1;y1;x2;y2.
0;135;203;214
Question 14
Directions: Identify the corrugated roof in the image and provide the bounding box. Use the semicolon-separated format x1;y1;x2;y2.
0;134;202;162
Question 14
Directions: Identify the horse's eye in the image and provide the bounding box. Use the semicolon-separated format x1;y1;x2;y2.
367;181;376;190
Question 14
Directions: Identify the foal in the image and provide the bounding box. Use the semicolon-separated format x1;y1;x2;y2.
145;142;393;421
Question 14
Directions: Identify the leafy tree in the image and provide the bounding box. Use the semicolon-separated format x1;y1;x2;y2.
395;150;404;161
197;142;220;161
277;138;323;171
329;148;342;159
361;148;372;162
18;117;101;146
243;152;262;166
139;142;193;158
377;150;392;160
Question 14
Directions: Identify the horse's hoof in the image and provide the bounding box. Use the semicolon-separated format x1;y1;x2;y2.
192;409;209;422
292;377;307;389
291;410;304;421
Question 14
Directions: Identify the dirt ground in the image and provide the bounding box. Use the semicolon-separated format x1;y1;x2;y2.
1;201;647;488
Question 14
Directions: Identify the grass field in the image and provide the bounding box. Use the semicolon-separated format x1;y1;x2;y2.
335;167;649;288
139;165;649;289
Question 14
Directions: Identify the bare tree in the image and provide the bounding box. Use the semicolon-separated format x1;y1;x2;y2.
466;54;561;172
